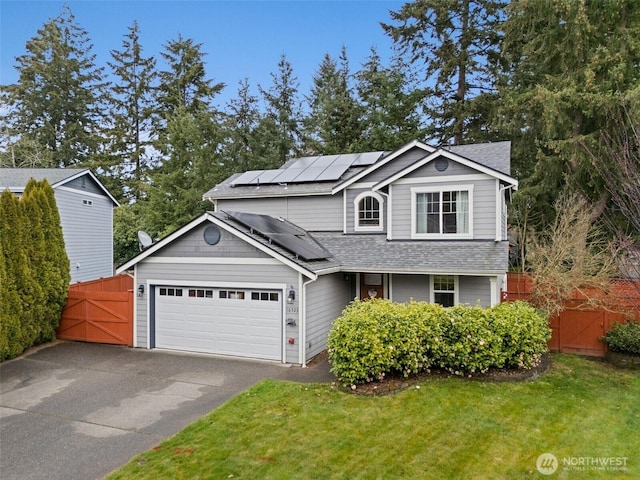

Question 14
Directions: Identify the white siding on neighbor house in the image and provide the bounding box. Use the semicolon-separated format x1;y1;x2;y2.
55;187;113;283
304;273;354;361
217;195;343;231
391;175;497;240
135;262;301;363
390;274;429;303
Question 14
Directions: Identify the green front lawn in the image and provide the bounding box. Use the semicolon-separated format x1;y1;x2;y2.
105;355;639;479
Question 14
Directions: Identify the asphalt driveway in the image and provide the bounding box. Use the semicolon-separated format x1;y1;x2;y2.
0;341;334;480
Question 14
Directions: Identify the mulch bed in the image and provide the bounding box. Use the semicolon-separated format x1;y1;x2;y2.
336;354;553;396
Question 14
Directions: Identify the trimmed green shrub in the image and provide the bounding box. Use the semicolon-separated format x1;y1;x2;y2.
602;321;640;354
327;299;550;386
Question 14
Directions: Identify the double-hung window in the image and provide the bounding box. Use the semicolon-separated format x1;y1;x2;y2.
412;185;473;238
431;275;458;307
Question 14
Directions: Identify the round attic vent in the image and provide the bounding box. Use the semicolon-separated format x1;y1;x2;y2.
435;158;449;172
203;225;221;245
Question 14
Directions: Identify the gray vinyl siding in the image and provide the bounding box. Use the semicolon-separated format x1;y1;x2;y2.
363;147;427;183
155;224;271;258
217;195;342;231
304;273;353;361
459;276;492;306
345;188;387;234
135;261;300;362
404;158;478;178
63;175;106;196
390;177;497;240
55;188;113;283
391;274;429;302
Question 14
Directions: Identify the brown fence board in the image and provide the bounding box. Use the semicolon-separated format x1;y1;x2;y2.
502;273;640;357
58;275;133;346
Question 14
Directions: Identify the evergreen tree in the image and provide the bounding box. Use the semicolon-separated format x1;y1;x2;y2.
303;48;363;155
146;107;224;236
20;180;50;341
0;191;24;360
383;0;506;145
105;21;158;202
145;35;226;236
222;79;265;172
155;34;224;120
0;190;40;348
355;47;423;151
499;0;640;227
37;180;70;333
259;55;303;166
1;5;107;167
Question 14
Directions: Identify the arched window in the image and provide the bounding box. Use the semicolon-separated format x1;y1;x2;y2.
354;192;384;231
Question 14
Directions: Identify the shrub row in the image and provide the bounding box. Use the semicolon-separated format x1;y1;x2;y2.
327;299;551;386
0;180;70;361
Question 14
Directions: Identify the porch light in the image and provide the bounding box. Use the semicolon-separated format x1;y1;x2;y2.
138;284;145;297
287;287;295;304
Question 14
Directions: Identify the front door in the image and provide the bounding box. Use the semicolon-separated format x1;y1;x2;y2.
360;273;384;300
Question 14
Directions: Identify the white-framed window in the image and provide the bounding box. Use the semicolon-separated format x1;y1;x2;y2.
354;191;384;232
430;275;458;307
411;185;473;239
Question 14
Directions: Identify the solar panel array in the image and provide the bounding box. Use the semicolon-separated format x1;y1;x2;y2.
231;152;384;186
224;211;329;261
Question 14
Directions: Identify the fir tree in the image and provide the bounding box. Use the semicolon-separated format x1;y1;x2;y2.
1;5;107;167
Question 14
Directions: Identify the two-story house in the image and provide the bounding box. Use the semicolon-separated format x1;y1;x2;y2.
0;168;119;283
117;140;518;365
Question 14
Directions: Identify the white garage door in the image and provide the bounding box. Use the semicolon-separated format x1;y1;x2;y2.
155;286;282;360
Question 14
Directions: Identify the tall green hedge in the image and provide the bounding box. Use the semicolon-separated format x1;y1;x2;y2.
0;181;70;361
327;299;551;386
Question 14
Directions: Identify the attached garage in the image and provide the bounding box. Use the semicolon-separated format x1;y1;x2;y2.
154;285;283;361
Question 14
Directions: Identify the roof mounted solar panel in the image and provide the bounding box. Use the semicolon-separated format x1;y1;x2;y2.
231;170;264;186
352;151;385;166
223;211;328;261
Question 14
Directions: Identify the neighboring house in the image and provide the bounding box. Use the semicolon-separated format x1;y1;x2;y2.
0;168;119;283
117;139;518;365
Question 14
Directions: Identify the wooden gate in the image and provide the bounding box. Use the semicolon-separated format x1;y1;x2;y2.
57;275;134;346
503;273;640;357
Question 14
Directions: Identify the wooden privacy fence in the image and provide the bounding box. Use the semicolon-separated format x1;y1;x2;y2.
57;275;134;346
502;273;640;357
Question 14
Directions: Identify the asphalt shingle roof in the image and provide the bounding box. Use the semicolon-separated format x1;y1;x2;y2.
0;168;88;191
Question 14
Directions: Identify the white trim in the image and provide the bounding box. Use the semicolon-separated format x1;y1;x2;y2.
143;257;282;265
495;179;501;242
147;279;288;290
133;269;139;348
342;189;347;234
116;213;317;281
331;139;435;194
410;185;474;239
373;149;518;191
348;181;377;189
56;185;114;201
430;274;460;306
53;169;120;206
353;191;385;232
388;173;492;186
490;276;499;307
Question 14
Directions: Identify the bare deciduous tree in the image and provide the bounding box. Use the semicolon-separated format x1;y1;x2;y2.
526;192;620;318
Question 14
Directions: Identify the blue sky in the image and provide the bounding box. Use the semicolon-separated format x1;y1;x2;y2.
1;0;405;107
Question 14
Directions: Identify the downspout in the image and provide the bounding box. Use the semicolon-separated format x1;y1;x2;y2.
301;275;317;367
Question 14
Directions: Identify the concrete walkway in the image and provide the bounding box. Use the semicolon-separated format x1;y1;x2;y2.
0;341;334;480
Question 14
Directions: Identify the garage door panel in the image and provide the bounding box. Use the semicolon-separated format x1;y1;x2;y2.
155;286;282;361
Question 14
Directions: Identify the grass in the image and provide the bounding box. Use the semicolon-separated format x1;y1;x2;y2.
104;355;640;480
